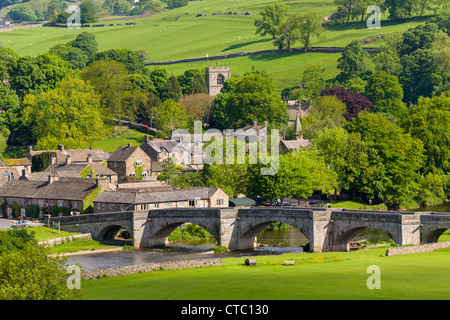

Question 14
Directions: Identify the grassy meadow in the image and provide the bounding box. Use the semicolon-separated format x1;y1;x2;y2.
1;0;433;90
82;247;450;300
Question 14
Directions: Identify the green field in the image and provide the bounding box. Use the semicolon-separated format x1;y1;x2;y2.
82;247;450;300
2;0;432;91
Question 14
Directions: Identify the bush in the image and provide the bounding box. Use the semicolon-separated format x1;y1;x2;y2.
25;204;40;219
31;152;57;173
209;245;229;253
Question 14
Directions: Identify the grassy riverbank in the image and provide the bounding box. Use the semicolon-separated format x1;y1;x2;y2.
82;246;450;300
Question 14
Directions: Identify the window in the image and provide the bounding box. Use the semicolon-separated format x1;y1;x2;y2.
189;200;195;207
141;172;147;177
154;203;159;209
216;199;224;206
165;202;173;208
217;74;225;85
129;173;136;176
135;161;143;167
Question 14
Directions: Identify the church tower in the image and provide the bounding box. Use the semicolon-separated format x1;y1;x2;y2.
205;66;231;96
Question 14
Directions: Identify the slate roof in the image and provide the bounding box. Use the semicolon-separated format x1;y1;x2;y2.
27;148;110;163
24;172;81;181
280;139;312;151
108;145;139;162
0;168;21;187
145;140;180;153
1;158;32;166
44;162;118;176
0;179;99;201
94;187;221;204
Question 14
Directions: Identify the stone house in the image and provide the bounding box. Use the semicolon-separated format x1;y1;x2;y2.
0;158;32;175
140;136;190;167
0;173;109;218
0;167;21;188
107;143;152;179
93;187;229;213
26;144;110;164
44;154;118;184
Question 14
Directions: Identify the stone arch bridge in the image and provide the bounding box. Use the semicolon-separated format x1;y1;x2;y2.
48;208;450;252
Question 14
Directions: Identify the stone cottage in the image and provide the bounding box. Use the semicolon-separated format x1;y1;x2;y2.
140;136;190;166
0;173;109;218
44;154;118;184
93;186;229;213
26;144;111;164
107;143;152;179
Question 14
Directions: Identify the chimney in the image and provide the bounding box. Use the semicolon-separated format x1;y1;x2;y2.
95;177;108;190
253;120;257;126
128;142;132;148
27;145;33;153
144;135;149;143
51;155;56;165
66;155;71;165
58;144;64;152
48;172;59;184
87;154;93;163
22;169;26;179
90;145;93;150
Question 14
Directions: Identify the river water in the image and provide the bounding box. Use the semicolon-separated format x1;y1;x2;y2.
67;203;450;272
66;229;307;272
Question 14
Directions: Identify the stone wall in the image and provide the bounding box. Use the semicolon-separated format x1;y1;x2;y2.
83;258;222;279
38;233;92;248
147;47;377;66
385;241;450;256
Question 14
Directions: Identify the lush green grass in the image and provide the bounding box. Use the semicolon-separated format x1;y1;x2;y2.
161;52;341;90
329;200;388;211
82;247;450;300
91;127;147;152
1;0;432;91
3;0;430;61
0;226;80;242
47;237;123;254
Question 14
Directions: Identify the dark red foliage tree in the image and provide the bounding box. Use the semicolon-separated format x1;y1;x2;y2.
320;87;373;121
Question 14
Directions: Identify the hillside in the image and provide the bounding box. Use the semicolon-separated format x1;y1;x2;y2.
0;0;434;90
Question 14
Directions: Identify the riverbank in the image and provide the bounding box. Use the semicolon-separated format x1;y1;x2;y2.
82;246;450;300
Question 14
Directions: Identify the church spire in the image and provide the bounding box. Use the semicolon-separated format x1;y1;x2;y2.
293;112;303;140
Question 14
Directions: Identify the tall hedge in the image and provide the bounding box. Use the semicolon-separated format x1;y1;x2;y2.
31;152;57;173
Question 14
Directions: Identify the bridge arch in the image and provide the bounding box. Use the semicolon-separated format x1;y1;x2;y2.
98;224;130;241
237;220;311;251
332;226;395;251
422;228;449;244
147;220;219;247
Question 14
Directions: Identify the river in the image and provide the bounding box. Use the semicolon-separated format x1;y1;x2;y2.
66;228;308;272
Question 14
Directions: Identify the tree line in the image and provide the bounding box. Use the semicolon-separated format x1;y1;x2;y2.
253;1;449;52
4;0;187;24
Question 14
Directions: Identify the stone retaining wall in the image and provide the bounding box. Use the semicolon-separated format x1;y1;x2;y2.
146;47;377;66
83;258;222;279
38;233;92;248
386;241;450;256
